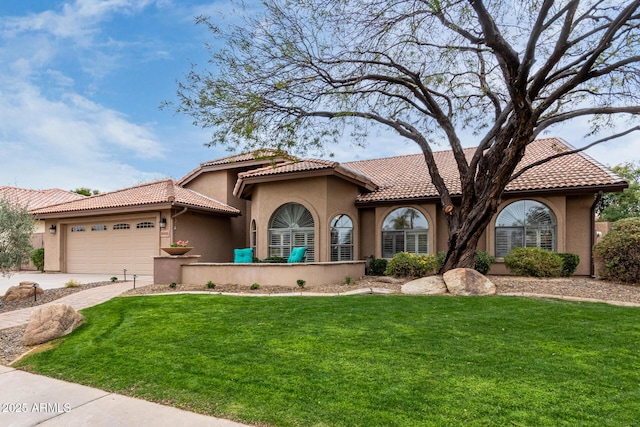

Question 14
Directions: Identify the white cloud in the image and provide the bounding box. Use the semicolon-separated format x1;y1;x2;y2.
2;0;158;40
0;82;165;191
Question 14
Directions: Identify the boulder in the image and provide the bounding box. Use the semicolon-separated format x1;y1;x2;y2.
401;276;448;295
443;268;496;296
22;304;84;346
2;281;44;302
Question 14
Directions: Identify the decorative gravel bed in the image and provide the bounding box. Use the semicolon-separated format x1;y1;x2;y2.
0;281;114;314
1;276;638;365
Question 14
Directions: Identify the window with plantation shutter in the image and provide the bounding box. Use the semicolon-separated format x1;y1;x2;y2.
495;200;556;257
268;203;314;261
250;220;257;254
330;214;353;261
381;208;429;257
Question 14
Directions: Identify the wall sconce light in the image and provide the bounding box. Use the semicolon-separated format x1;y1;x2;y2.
49;225;57;234
159;217;167;228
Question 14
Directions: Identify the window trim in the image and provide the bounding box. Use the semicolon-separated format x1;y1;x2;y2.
268;203;315;261
381;207;429;258
330;214;354;261
494;199;557;258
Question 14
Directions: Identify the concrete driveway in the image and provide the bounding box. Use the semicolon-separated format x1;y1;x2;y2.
0;271;152;295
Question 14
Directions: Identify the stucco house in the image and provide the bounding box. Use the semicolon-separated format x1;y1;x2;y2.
31;137;627;277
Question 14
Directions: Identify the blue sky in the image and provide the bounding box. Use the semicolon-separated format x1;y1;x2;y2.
1;0;638;193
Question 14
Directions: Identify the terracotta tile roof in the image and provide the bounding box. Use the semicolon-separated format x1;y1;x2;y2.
178;148;293;185
201;148;291;167
343;137;626;203
30;180;240;216
234;158;377;196
0;187;84;211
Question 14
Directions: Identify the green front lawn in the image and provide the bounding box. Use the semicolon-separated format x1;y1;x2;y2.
17;295;640;426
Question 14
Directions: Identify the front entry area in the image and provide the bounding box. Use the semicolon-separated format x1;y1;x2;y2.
65;218;158;275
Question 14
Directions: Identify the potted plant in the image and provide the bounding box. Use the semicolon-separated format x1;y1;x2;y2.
162;240;193;256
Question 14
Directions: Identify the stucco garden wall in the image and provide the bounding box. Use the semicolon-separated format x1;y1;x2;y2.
178;261;366;287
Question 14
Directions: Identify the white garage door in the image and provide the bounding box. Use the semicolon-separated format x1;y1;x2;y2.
66;219;158;275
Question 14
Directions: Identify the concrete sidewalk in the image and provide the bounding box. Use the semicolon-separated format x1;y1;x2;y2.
0;366;250;426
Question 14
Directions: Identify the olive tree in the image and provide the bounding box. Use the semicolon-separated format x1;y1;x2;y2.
0;198;36;277
171;0;640;271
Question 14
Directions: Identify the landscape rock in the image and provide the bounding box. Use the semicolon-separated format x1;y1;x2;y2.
402;276;448;295
2;281;44;302
22;304;84;346
443;268;496;296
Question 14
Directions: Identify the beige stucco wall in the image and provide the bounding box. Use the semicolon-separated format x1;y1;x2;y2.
359;208;376;259
249;175;361;262
565;195;596;276
180;261;366;287
185;170;231;205
184;170;248;253
169;210;235;262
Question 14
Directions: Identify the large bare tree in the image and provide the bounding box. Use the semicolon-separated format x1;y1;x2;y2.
171;0;640;271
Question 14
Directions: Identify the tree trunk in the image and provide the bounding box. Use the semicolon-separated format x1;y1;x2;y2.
439;225;484;273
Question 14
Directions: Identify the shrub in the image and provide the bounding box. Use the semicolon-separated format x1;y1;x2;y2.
263;256;286;263
345;276;352;285
65;279;80;288
206;280;216;289
436;251;447;270
558;253;580;277
594;217;640;283
30;248;45;272
474;251;496;275
436;250;495;274
296;279;306;288
110;276;118;282
503;247;563;277
368;258;388;276
169;282;177;289
385;252;438;278
251;283;260;290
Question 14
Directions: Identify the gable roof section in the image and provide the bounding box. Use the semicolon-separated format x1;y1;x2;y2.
178;148;293;186
30;180;240;217
233;158;378;197
0;187;84;212
342;137;627;204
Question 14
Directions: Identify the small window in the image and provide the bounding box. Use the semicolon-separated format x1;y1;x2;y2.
113;223;131;230
91;225;107;231
136;221;155;229
330;214;353;261
251;220;257;254
71;226;86;232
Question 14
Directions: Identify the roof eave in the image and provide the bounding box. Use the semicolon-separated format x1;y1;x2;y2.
33;202;176;219
354;183;629;208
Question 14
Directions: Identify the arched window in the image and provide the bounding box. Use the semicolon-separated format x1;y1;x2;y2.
330;214;353;261
495;200;557;257
268;203;315;261
382;208;429;258
250;220;257;255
